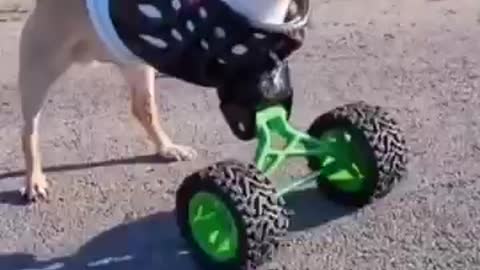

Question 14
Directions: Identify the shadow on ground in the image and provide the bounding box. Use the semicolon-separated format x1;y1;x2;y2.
0;211;200;270
0;154;174;181
0;189;355;270
0;156;356;270
283;187;355;232
0;154;176;206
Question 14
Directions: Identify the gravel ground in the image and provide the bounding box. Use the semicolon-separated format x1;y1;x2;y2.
0;0;479;269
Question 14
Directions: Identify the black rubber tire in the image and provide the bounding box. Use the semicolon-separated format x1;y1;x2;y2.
307;101;408;207
176;160;289;270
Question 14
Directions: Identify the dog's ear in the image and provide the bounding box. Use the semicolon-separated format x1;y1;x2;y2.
219;102;256;141
216;61;294;141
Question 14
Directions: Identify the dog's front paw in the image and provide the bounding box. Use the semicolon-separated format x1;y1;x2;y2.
158;144;197;161
20;174;49;202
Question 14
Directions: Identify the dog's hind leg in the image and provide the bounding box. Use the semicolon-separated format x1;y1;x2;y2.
17;10;73;201
119;64;197;161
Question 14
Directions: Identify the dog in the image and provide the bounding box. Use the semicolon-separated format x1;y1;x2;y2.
17;0;310;202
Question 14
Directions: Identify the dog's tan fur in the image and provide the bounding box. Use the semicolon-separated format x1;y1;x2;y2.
18;0;292;201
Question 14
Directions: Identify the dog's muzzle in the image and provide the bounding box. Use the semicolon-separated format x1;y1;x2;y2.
217;60;294;140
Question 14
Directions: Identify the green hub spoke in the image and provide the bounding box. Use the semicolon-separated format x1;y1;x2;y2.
315;128;370;193
188;192;239;262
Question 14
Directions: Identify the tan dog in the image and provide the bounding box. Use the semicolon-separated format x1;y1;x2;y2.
17;0;304;202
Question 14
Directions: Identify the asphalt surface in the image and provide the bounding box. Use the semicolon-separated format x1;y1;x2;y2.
1;0;480;269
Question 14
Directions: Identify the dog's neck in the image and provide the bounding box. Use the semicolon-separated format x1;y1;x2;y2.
220;0;291;24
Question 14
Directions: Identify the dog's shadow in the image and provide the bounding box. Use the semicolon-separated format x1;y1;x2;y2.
0;210;200;270
0;154;174;181
0;187;354;270
284;187;355;232
0;154;177;206
0;153;355;269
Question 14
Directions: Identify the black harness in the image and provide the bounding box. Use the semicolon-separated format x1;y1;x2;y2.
109;0;309;87
109;0;310;140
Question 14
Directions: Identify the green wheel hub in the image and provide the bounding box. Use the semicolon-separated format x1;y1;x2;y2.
314;127;375;193
188;192;240;262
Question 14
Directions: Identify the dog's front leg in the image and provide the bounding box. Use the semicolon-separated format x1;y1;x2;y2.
119;64;197;161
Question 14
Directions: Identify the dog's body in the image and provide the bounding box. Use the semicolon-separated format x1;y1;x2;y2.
18;0;307;201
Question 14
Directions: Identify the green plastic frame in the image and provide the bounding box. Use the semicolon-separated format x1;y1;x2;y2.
254;105;368;196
